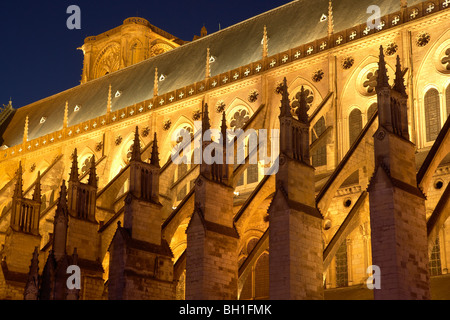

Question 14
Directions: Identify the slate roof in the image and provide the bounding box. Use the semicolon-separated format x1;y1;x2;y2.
0;0;423;148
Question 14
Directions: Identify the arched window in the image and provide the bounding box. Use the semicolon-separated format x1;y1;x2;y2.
367;103;378;121
254;253;269;299
446;84;450;120
429;236;442;276
424;88;441;142
335;241;348;287
348;109;363;147
311;117;327;167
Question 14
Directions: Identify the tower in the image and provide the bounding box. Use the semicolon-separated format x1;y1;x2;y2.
367;47;430;300
66;150;99;261
79;18;182;83
0;164;42;299
185;104;239;300
36;181;81;300
268;78;324;300
108;129;175;300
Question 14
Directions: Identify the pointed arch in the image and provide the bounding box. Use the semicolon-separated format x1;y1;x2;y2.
287;76;323;114
129;38;143;65
93;42;121;79
226;97;254;118
424;87;441;142
348;108;363;147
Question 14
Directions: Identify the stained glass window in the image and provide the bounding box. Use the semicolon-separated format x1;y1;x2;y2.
335;241;348;287
429;236;442;276
254;253;269;299
349;109;363;147
425;88;441;142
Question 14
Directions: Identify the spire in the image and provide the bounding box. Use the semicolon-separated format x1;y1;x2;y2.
376;46;390;91
154;68;159;97
394;55;407;96
328;0;334;38
130;126;141;162
63;101;69;129
56;180;68;212
262;25;268;58
32;171;41;202
24;247;40;300
14;161;23;198
23;116;29;143
88;155;97;187
221;111;227;146
279;78;292;118
202;102;211;135
53;181;68;262
206;48;211;79
107;84;112;114
201;25;207;37
69;149;79;182
295;86;310;124
150;132;160;168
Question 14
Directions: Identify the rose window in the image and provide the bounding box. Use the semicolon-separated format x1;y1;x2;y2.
230;110;250;131
363;70;378;95
441;48;450;71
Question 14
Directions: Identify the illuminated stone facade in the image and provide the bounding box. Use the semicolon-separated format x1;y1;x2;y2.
0;0;450;300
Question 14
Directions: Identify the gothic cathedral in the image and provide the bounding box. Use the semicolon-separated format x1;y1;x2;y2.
1;0;450;300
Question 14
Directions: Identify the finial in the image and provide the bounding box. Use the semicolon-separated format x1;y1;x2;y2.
117;220;122;228
150;132;160;168
279;78;292;118
394;55;407;96
154;68;159;97
107;85;112;114
14;161;23;198
64;101;69;129
220;111;228;149
69;149;79;182
25;246;39;288
262;25;268;58
130;126;141;162
376;46;390;91
57;180;68;211
328;1;334;38
88;155;97;187
201;25;207;37
206;48;211;79
295;86;310;123
400;0;407;8
23;116;29;143
202;102;211;136
32;171;41;202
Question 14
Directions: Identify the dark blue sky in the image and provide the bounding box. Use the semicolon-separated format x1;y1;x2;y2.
0;0;292;110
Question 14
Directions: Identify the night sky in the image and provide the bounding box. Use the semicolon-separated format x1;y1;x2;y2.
0;0;293;110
